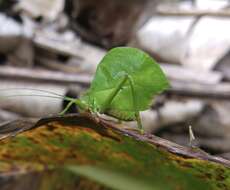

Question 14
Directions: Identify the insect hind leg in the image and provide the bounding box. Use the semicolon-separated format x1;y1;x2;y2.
99;73;144;133
127;75;144;134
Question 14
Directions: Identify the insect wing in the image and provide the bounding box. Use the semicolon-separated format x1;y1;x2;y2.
81;47;169;114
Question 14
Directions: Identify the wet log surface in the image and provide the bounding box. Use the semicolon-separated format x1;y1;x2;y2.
0;113;230;190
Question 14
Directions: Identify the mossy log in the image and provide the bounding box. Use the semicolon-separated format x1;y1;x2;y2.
0;113;230;190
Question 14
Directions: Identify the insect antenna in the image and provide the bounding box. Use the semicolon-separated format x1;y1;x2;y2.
0;88;88;113
0;88;76;102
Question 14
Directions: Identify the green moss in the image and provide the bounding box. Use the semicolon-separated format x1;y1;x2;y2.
0;121;229;190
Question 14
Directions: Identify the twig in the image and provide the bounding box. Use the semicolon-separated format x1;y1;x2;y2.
161;63;222;85
168;81;230;100
156;8;230;17
0;66;92;86
0;66;230;100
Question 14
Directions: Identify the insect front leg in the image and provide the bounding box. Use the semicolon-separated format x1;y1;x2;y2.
59;99;76;115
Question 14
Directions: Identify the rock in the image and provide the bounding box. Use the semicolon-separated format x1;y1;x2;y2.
128;99;204;133
17;0;65;21
137;16;195;63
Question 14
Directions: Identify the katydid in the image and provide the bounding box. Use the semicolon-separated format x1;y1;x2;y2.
0;47;169;133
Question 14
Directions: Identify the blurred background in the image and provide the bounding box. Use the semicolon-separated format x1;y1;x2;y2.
1;0;230;159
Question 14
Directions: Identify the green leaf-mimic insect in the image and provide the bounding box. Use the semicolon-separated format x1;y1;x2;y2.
60;47;169;132
0;47;169;133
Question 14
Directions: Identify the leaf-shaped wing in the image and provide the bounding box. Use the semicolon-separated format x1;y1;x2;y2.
81;47;169;118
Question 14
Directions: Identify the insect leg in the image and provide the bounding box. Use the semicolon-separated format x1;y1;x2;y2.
127;75;143;133
59;100;76;115
100;73;144;133
100;75;128;113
